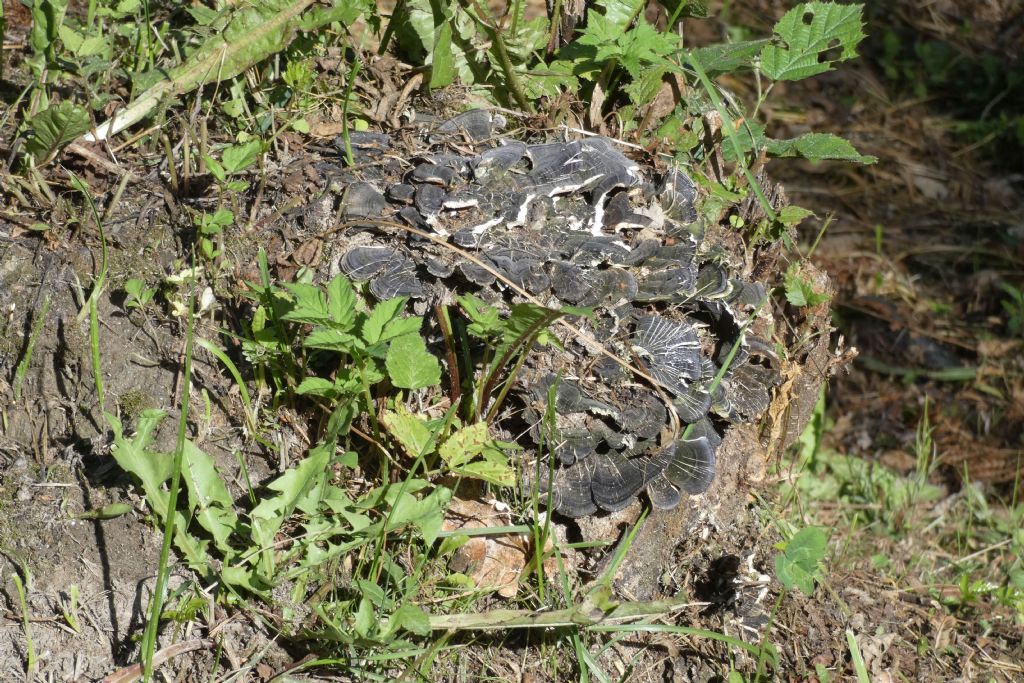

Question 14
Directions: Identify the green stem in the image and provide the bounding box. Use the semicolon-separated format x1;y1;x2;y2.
461;0;533;112
340;60;361;167
478;309;561;418
140;287;195;681
687;51;777;223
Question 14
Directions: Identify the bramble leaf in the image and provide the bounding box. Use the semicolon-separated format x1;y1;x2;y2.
439;422;489;468
281;282;332;325
784;269;829;307
386;334;441;390
766;132;876;164
688;39;771;76
382;406;435;456
761;2;865;82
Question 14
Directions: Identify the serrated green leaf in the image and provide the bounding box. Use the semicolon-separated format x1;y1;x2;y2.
386;334;441;390
777;205;815;227
765;132;876;164
521;59;580;99
688;39;771;76
303;328;361;353
77;34;108;57
616;21;678;77
249;442;331;575
25;102;92;164
439;422;489;468
58;25;84;53
221;139;263;174
595;0;645;29
761;2;865;82
623;65;668;107
295;376;337;396
298;0;371;30
281;282;331;325
785;270;829;307
362;297;409;344
382;406;435;457
326;273;355;329
203;155;226;182
451;459;515;487
388;486;451;545
458;294;502;338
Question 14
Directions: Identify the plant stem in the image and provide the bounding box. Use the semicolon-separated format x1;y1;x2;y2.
687;52;777;223
340;60;360;167
462;0;533;112
140;286;195;681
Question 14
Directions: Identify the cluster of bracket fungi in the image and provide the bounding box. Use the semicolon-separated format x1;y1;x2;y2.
303;109;779;518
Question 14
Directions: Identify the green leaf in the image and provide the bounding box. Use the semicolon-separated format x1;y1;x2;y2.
29;0;69;58
765;132;876;164
203;155;226;182
326;274;355;328
187;4;221;25
221;139;264;174
775;526;827;595
688;39;771;76
387;486;451;545
74;502;133;520
182;441;239;554
614;21;678;78
451;459;514;487
295;376;336;397
304;328;361;353
77;34;108;57
623;65;669;108
106;409;172;520
776;205;815;228
427;0;455;88
785;269;829;307
761;2;865;82
281;282;331;325
386;334;441;390
57;25;83;53
362;297;409;344
521;59;580;99
439;423;514;486
393;602;431;636
249;442;331;575
595;0;645;29
458;294;502;338
354;597;376;637
24;102;92;164
439;422;489;468
298;0;371;30
382;406;435;456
